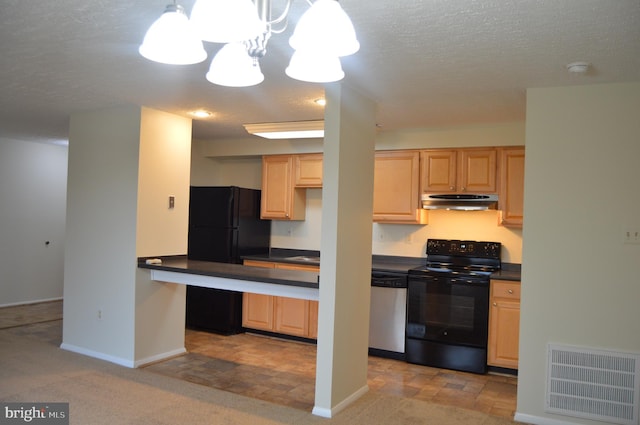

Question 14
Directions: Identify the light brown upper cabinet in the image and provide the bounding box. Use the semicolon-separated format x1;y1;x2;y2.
498;147;525;227
373;150;427;224
420;148;497;194
294;154;323;188
261;155;306;220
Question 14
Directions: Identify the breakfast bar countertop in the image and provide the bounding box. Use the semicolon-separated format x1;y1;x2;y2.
138;255;319;289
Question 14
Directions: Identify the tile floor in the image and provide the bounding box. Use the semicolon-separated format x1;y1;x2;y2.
145;329;518;419
3;301;518;420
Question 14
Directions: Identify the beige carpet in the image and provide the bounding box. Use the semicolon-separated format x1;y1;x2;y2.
0;326;522;425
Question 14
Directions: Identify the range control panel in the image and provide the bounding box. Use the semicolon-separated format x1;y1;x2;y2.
426;239;501;259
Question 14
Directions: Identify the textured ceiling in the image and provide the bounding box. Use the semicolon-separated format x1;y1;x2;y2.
1;0;639;145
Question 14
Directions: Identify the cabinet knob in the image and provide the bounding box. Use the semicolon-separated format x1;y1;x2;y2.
461;187;466;192
508;289;513;294
493;302;497;306
449;186;455;190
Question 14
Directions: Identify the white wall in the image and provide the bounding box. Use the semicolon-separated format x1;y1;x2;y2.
63;105;141;364
517;82;640;424
0;138;67;306
191;123;525;262
134;107;192;364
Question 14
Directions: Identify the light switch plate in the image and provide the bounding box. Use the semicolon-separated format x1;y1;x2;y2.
169;196;175;209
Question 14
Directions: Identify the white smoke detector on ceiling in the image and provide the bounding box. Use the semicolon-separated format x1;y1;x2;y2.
566;61;590;74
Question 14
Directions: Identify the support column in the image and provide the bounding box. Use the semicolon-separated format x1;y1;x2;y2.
63;105;191;367
313;83;377;417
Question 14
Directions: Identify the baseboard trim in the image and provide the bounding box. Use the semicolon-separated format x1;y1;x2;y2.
133;347;187;368
60;343;136;368
514;412;578;425
0;297;63;308
312;384;369;418
60;343;188;369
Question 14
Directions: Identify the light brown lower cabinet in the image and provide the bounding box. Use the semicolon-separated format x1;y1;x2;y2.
242;293;274;330
487;279;521;369
242;260;319;339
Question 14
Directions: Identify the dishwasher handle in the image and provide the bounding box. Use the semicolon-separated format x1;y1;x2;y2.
371;273;408;288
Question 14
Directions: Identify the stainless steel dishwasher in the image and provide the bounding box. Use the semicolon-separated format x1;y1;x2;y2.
368;271;408;360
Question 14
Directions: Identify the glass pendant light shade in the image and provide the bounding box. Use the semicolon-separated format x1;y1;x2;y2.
289;0;359;57
285;50;344;83
206;43;265;87
190;0;266;43
139;4;207;65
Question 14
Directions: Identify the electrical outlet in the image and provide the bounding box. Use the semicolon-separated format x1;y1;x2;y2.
624;229;640;245
97;309;103;320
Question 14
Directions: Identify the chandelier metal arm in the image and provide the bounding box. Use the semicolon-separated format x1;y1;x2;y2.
267;0;293;26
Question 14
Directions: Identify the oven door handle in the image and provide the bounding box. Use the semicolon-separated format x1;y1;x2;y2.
450;278;473;284
371;275;407;288
450;278;489;286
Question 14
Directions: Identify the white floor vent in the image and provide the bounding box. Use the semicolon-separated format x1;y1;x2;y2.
546;344;640;425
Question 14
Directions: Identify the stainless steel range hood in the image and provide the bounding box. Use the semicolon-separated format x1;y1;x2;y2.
421;193;499;211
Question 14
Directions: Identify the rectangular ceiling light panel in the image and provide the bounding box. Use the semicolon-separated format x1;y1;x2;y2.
243;120;324;139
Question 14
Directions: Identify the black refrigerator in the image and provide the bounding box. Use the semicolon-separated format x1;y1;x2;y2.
186;186;271;334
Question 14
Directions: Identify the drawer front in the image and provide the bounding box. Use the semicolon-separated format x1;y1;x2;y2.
491;280;521;300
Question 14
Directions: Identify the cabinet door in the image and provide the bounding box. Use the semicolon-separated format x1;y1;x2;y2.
261;155;293;219
373;150;425;223
274;297;309;337
275;263;319;338
458;148;497;193
499;147;525;227
308;300;319;339
488;300;520;369
261;156;306;220
488;279;520;369
295;154;323;188
420;150;457;193
242;293;274;331
242;260;275;331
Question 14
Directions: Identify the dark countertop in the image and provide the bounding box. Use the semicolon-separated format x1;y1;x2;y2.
139;252;521;287
246;249;522;279
243;250;426;274
491;263;522;281
139;256;320;289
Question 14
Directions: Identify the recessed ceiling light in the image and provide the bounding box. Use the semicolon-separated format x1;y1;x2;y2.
314;98;326;106
190;110;212;118
566;62;590;74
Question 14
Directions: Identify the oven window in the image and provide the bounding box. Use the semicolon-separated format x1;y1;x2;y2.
407;277;489;347
425;293;475;330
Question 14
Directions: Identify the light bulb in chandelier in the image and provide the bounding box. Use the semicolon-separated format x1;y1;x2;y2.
289;0;359;57
285;50;344;83
206;42;265;87
139;4;207;65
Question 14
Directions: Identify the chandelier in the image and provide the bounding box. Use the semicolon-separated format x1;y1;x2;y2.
139;0;359;87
